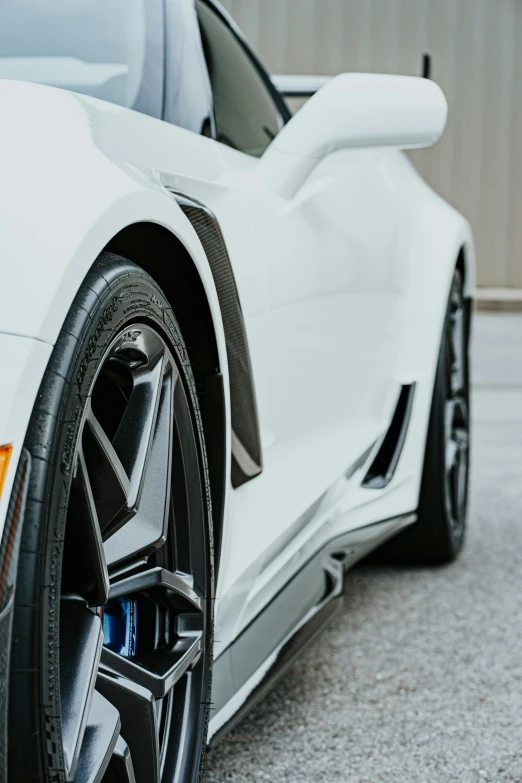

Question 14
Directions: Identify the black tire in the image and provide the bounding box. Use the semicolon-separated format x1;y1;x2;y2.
9;253;213;782
376;268;471;564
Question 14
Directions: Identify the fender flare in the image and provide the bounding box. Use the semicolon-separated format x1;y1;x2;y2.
169;191;262;489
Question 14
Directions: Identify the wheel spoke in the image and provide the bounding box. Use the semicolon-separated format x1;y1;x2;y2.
456;426;469;451
450;307;465;395
103;737;137;783
84;404;130;537
111;352;165;512
445;398;455;442
96;672;160;783
109;566;202;612
443;274;469;532
100;635;203;699
171;378;206;584
451;458;459;510
63;450;110;607
60;598;103;779
104;370;176;568
446;438;458;473
73;690;121;783
456;441;469;517
445;394;469;512
161;675;190;780
58;321;209;781
454;395;469;431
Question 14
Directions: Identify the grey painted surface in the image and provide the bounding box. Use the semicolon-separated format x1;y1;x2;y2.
221;0;522;289
204;313;522;780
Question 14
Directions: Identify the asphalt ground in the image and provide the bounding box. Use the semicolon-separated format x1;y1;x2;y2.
203;313;522;783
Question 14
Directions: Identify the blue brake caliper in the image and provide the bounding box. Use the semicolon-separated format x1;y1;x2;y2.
102;597;138;658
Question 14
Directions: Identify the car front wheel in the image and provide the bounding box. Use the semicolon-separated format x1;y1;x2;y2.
9;253;213;782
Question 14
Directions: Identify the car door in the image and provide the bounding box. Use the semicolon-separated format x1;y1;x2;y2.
164;0;405;649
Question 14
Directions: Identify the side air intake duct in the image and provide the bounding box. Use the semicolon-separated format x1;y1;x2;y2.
362;384;416;489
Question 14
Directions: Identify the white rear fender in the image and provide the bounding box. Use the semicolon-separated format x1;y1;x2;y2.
378;151;475;507
393;154;475;380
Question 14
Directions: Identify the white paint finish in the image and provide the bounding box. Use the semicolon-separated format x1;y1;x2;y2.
208;649;278;739
271;73;447;157
0;67;472;683
209;512;417;741
221;0;522;288
0;57;128;88
257;74;447;201
214;142;474;653
0;81;226;339
0;77;234;547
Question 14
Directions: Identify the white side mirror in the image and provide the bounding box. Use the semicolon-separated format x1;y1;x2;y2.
261;73;448;198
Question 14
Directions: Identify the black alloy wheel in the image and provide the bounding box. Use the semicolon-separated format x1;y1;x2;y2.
443;271;470;540
9;255;213;783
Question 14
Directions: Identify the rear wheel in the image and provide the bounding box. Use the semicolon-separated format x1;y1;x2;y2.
378;268;470;564
9;254;213;782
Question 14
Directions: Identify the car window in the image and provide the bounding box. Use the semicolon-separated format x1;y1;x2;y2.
0;0;164;119
195;0;284;158
163;0;214;136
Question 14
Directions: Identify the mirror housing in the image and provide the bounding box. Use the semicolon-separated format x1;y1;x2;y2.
261;73;448;198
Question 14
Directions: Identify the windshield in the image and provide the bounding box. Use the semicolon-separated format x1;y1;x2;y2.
0;0;148;110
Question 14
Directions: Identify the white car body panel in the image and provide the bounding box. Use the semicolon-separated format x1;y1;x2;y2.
211;144;474;655
0;75;475;679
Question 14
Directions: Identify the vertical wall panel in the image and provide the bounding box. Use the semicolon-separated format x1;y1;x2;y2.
220;0;522;288
480;0;516;286
286;0;317;74
313;0;347;75
507;0;522;287
255;0;288;74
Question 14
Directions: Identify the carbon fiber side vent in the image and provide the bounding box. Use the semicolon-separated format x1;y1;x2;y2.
362;384;416;489
171;192;262;489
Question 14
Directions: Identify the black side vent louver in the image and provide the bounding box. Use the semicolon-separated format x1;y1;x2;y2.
171;192;263;489
362;384;416;489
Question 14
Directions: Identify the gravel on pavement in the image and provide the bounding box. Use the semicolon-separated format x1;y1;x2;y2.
203;313;522;783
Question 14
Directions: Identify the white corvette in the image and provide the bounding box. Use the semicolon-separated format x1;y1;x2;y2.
0;0;474;780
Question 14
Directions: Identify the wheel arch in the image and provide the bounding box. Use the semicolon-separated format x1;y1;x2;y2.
104;221;227;575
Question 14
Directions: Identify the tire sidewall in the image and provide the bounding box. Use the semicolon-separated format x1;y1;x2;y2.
12;255;213;781
419;268;470;558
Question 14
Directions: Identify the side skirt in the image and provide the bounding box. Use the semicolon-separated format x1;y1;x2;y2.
208;511;416;745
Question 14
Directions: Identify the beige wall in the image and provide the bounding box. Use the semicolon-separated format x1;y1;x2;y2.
221;0;522;288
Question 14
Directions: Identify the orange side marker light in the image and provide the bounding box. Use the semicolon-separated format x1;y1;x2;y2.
0;445;13;500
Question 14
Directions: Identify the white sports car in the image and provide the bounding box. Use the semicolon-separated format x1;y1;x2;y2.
0;0;474;780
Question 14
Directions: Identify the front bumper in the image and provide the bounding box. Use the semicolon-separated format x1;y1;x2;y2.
0;334;51;541
0;334;50;776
